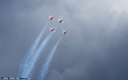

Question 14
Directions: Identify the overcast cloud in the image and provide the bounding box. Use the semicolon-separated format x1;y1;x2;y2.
0;0;128;80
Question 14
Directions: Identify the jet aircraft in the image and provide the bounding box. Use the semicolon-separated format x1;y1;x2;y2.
49;15;54;20
62;30;68;35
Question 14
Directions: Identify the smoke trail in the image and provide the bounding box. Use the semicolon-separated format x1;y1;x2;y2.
38;36;62;80
54;24;59;31
18;22;49;78
55;25;59;31
21;32;54;78
29;32;54;77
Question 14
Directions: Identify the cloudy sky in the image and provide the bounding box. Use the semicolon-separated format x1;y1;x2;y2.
0;0;128;80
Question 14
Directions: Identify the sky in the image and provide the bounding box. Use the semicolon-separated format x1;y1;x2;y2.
0;0;128;80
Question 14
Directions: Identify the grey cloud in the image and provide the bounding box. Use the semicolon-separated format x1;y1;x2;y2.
0;0;128;80
46;63;86;80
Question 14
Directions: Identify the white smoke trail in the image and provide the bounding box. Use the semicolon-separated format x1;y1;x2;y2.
18;22;49;78
28;32;54;77
22;32;54;78
55;25;59;31
38;36;62;80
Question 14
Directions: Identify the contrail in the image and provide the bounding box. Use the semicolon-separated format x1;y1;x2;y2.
54;24;59;32
55;24;59;31
21;32;54;78
38;36;62;80
18;22;49;78
28;32;54;77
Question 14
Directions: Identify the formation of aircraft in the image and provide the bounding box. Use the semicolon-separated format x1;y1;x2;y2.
0;16;68;80
49;16;68;35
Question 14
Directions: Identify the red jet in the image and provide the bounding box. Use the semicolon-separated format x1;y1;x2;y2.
50;27;54;31
58;18;63;23
49;15;54;20
62;30;68;35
